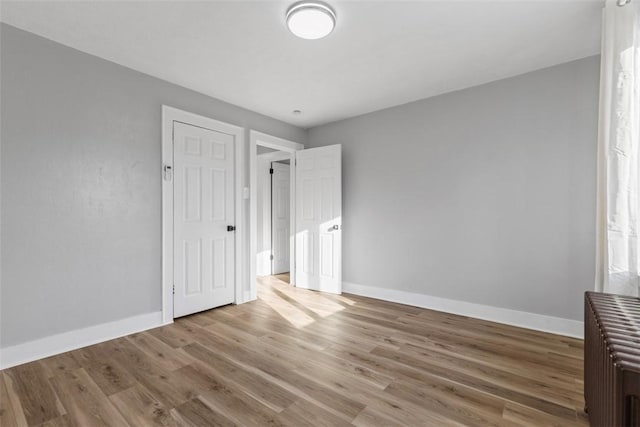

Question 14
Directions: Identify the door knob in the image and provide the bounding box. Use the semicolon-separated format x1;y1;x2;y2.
328;224;340;231
227;225;236;232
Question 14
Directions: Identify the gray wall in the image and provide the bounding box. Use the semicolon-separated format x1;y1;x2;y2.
0;21;599;350
307;56;600;321
0;24;306;348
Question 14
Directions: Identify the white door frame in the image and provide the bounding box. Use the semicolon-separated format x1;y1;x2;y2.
249;131;303;300
162;106;244;324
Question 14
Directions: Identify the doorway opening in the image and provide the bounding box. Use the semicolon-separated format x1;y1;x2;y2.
249;131;343;301
249;131;302;298
257;149;292;283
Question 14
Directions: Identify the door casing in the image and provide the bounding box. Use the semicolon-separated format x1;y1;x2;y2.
249;131;303;300
162;106;244;324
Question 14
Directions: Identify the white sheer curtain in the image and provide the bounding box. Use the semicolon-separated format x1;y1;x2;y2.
596;0;640;297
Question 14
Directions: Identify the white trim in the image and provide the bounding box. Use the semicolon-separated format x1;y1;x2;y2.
343;282;584;339
249;131;303;301
258;151;292;163
256;156;271;276
0;311;165;370
251;130;303;152
162;106;245;324
234;125;245;307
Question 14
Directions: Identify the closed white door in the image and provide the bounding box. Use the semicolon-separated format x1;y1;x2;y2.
295;145;342;293
173;121;235;317
271;162;290;274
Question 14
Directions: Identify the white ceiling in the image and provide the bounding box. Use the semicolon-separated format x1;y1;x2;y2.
1;0;602;128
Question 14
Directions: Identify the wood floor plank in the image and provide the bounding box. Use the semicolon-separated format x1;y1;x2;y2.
125;332;191;372
0;372;22;427
391;331;582;393
502;401;581;427
38;352;81;379
179;343;298;413
183;320;305;371
297;350;395;390
399;313;582;357
71;343;137;397
342;293;424;316
384;378;505;427
292;352;461;426
146;323;196;349
0;275;587;426
415;309;583;350
47;368;129;426
3;362;61;425
39;415;74;427
182;324;367;423
187;329;366;423
176;362;286;427
350;407;405;427
388;369;507;418
109;385;178;427
170;397;236;427
337;309;582;378
100;338;193;408
231;309;334;349
370;345;578;420
277;399;353;427
397;342;583;408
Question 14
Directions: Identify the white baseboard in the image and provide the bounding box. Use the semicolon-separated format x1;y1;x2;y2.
343;282;583;339
0;311;167;370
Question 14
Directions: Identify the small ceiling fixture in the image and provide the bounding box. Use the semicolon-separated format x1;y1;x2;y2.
293;109;302;115
286;1;336;40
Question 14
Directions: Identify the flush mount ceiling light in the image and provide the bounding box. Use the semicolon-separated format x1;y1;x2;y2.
286;1;336;40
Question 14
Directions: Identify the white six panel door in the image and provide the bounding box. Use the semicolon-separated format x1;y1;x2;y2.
295;145;342;293
173;121;235;317
271;162;290;275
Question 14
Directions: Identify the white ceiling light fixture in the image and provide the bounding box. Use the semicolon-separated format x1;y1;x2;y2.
286;1;336;40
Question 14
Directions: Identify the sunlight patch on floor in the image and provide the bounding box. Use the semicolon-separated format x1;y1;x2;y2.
305;296;347;318
260;290;317;328
266;285;347;317
257;275;354;327
320;293;357;306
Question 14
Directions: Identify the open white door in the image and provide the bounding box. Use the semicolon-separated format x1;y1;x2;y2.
271;162;290;275
295;145;342;294
173;121;235;317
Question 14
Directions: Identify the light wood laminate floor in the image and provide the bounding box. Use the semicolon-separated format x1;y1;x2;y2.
1;275;587;426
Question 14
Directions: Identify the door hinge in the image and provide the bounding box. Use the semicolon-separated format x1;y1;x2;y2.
269;167;274;174
270;254;274;261
172;285;175;295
